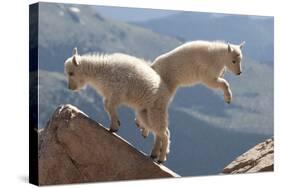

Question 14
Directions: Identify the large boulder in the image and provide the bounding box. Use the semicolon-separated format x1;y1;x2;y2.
38;104;179;185
222;137;273;174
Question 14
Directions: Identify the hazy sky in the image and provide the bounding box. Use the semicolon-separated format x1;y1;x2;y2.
94;5;270;23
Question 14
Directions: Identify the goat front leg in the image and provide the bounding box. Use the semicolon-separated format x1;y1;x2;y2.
206;77;232;103
135;109;150;138
104;98;120;132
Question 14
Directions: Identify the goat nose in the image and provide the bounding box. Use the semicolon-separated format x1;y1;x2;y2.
238;72;242;75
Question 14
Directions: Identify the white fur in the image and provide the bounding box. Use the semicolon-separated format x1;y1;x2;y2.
138;40;245;139
64;49;172;162
151;40;245;103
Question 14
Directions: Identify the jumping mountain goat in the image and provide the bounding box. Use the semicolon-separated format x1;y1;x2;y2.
152;40;245;102
138;40;245;138
64;48;172;163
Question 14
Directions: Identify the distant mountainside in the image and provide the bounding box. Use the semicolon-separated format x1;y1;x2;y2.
134;12;274;63
94;6;177;22
35;2;181;72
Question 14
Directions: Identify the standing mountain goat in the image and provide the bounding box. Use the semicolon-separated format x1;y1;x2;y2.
152;40;245;103
64;48;172;163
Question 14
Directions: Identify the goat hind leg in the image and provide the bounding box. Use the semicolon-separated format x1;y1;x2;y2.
151;135;161;160
104;98;120;132
158;130;170;163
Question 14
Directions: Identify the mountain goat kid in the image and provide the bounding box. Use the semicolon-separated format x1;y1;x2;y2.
64;48;172;163
152;40;245;103
137;40;245;138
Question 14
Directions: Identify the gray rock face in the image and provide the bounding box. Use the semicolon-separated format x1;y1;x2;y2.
38;104;179;185
222;137;274;174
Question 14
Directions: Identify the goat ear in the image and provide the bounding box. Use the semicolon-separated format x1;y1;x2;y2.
73;47;78;56
227;43;233;53
72;55;80;67
239;41;246;49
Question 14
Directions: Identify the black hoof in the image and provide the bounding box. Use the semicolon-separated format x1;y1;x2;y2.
157;160;164;164
109;128;118;133
150;154;157;160
142;134;148;138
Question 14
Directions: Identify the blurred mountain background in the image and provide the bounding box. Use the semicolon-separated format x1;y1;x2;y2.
30;2;273;176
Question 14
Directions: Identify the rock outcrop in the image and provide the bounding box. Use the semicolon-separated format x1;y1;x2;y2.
222;137;274;174
38;104;179;185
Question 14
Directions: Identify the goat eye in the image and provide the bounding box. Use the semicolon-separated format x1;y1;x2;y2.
232;60;236;64
69;72;74;76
